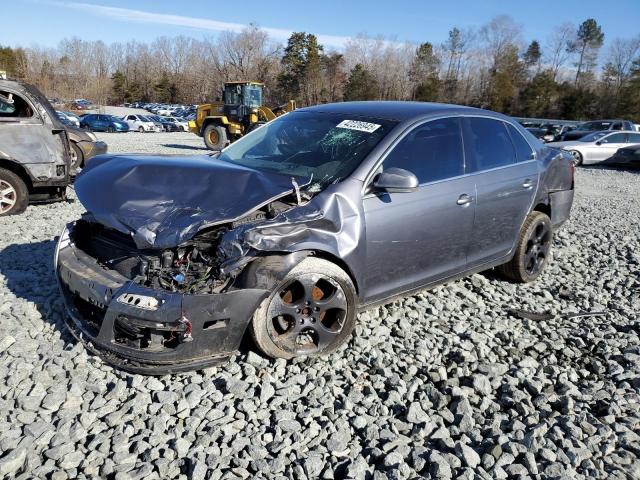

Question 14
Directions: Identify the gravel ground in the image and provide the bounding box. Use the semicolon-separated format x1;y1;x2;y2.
0;132;638;480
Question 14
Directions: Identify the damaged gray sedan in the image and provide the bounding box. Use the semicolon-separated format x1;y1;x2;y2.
55;102;575;373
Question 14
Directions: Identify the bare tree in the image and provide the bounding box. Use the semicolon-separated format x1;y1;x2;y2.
545;22;575;81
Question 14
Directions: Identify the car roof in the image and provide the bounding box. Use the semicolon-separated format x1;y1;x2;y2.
295;101;509;123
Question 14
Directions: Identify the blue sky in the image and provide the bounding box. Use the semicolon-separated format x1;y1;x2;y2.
4;0;640;50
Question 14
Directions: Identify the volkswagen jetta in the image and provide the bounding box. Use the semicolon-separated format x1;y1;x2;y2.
55;102;575;373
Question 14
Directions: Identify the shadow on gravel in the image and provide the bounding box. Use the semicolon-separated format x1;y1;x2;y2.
161;143;211;151
0;239;76;346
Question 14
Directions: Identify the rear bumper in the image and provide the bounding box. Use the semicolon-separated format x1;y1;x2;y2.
54;224;268;374
550;189;574;229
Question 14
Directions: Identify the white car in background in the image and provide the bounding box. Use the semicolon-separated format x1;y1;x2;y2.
164;116;188;131
122;114;161;133
548;130;640;166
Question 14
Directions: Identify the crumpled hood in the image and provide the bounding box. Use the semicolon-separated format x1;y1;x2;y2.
74;154;295;249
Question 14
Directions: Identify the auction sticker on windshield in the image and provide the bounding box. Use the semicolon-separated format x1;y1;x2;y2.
336;119;381;133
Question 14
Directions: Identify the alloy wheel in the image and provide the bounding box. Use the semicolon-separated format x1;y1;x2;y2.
266;274;348;355
0;180;17;214
524;221;551;275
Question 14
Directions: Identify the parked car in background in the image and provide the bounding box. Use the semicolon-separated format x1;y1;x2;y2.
548;130;640;165
601;144;640;169
145;114;180;132
56;102;574;372
122;114;160;133
164;116;188;131
559;119;635;141
526;127;554;143
80;114;129;133
56;110;80;128
65;125;108;170
0;79;71;215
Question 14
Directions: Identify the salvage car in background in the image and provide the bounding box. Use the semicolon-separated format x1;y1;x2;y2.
56;102;575;373
558;119;635;141
80;114;129;133
548;130;640;165
56;110;80;128
65;125;108;170
601;144;640;169
0;79;71;215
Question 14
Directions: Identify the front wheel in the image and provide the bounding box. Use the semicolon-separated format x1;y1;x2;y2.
250;257;357;359
568;150;583;166
138;126;144;133
0;169;29;216
203;124;228;150
498;211;553;283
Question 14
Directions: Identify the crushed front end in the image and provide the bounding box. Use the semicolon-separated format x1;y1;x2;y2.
54;220;269;373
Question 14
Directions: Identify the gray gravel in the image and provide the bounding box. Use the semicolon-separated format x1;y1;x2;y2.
0;132;639;479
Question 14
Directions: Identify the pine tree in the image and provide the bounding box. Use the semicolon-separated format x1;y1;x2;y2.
568;19;604;87
343;64;378;101
111;70;127;103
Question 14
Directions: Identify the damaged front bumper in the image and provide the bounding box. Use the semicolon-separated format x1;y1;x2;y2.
54;224;269;374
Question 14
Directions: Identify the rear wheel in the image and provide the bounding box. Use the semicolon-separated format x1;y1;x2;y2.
498;211;552;283
0;169;28;216
568;150;583;166
70;142;84;170
203;124;228;150
250;257;357;359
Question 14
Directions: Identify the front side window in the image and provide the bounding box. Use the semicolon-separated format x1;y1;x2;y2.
506;123;535;162
218;111;397;192
0;90;34;118
382;117;464;184
579;121;611;131
602;133;626;143
579;132;609;142
463;117;516;172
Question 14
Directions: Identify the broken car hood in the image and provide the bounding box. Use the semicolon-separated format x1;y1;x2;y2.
74;154;295;249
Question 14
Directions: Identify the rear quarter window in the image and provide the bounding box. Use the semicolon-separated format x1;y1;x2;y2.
506;123;535;162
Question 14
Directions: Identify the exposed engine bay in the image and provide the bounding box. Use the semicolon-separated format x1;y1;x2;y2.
72;199;293;295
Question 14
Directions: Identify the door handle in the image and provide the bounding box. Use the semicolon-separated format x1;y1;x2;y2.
522;179;533;189
456;194;472;206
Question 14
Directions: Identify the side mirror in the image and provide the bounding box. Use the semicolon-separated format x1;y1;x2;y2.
373;167;419;193
595;141;602;145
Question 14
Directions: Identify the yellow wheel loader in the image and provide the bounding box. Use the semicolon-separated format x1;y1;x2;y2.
189;81;296;150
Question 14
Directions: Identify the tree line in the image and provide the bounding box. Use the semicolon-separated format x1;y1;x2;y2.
1;15;639;121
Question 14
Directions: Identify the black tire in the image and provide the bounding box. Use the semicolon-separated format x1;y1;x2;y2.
138;126;144;133
107;126;115;133
70;142;84;170
203;124;228;150
250;257;357;359
0;169;29;216
568;150;583;166
498;211;553;283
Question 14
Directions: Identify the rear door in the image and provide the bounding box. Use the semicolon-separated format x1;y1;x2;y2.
463;117;539;266
363;117;476;301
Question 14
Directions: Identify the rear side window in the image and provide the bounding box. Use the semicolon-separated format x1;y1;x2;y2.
462;117;516;172
506;123;535;162
627;133;640;143
383;117;464;184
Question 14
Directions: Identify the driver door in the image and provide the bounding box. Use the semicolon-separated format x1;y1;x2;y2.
362;117;475;303
595;133;627;161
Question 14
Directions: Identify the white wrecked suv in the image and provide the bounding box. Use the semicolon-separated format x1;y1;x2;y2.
0;80;71;215
55;102;575;373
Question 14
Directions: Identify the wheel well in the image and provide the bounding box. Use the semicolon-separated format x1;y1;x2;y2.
533;202;551;218
202;118;224;133
0;159;33;192
310;251;360;295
